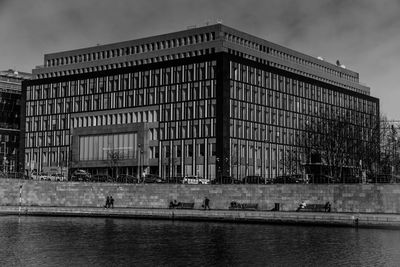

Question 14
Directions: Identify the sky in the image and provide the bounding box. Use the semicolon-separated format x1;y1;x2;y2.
0;0;399;119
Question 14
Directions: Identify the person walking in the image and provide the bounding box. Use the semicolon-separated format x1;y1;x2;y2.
110;196;114;208
204;197;210;210
104;196;110;208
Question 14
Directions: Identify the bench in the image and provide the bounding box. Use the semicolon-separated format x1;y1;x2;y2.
297;203;331;212
169;201;194;209
229;202;258;210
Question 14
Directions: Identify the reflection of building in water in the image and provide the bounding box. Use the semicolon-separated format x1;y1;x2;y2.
0;70;32;173
22;24;379;181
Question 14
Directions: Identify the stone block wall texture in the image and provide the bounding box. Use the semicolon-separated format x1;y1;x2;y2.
1;179;400;213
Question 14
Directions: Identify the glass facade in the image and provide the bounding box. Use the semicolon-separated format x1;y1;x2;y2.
79;133;137;161
23;48;378;181
24;59;217;178
1;71;31;173
228;60;379;180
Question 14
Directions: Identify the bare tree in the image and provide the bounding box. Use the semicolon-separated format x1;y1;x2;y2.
282;147;301;176
379;116;400;180
107;150;123;181
294;112;379;182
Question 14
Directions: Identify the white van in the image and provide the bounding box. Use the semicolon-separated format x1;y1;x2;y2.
182;176;210;185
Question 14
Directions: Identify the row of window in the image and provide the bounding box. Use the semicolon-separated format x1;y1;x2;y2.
26;130;70;148
148;142;217;159
230;119;373;144
230;63;375;110
161;100;216;122
27;82;216;117
26;115;69;133
26;99;217;135
30;61;217;100
25;148;69;167
271;62;367;96
231;100;376;129
39;49;217;78
227;49;365;95
72;110;158;129
46;32;217;67
269;49;358;83
224;32;358;83
160;119;216;140
231;83;376;117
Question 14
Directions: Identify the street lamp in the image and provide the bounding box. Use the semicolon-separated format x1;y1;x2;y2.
141;149;144;183
1;142;6;174
392;137;397;181
137;144;144;183
264;138;269;184
137;144;141;181
391;125;397;182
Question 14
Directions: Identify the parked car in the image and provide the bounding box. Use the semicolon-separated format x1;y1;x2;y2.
39;173;51;181
71;174;91;182
49;173;67;182
70;170;91;182
72;169;91;177
31;171;41;180
241;175;266;184
91;174;113;183
211;176;242;184
117;174;140;184
143;174;164;183
182;176;210;185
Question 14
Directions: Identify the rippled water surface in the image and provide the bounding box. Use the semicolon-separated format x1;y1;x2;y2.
1;216;400;266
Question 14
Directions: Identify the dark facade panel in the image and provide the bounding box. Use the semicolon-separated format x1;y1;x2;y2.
224;53;379;180
23;54;219;179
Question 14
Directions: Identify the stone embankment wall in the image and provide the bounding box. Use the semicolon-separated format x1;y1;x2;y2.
1;179;399;213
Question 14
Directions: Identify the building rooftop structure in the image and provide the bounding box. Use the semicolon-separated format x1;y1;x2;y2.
33;23;369;95
0;69;33;93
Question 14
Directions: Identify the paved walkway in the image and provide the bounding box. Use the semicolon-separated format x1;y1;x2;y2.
1;206;400;229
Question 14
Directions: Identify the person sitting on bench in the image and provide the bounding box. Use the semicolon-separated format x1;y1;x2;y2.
324;201;331;212
296;201;307;212
169;200;180;209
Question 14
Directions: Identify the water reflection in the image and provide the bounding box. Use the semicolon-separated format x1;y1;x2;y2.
0;216;399;266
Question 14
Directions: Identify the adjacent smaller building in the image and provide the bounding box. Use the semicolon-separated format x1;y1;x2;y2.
0;70;32;173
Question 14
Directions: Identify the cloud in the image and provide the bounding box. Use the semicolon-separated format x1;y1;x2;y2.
0;0;399;118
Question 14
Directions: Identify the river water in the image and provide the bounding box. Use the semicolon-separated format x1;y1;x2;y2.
0;216;399;266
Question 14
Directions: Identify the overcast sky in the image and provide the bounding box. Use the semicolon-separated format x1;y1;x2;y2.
0;0;399;119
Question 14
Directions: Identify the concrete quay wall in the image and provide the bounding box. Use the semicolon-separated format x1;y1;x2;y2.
1;179;400;213
2;206;400;229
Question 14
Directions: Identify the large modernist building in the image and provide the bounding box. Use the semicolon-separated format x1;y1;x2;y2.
0;70;32;173
22;24;379;181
